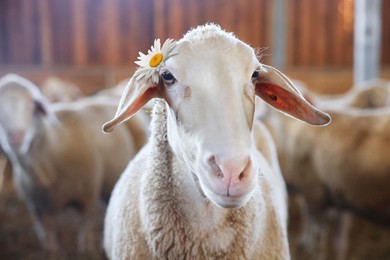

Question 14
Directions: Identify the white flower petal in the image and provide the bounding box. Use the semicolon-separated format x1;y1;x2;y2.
152;72;160;84
132;38;177;83
161;38;178;61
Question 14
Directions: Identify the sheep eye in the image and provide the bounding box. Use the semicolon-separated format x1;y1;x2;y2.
162;72;175;84
251;70;259;79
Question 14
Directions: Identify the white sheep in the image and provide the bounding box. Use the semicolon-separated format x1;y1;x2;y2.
40;76;84;103
346;79;390;108
0;151;7;191
0;74;149;256
102;24;330;259
95;78;129;97
297;78;390;110
265;87;390;259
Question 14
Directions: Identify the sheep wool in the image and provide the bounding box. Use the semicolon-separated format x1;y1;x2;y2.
105;100;289;259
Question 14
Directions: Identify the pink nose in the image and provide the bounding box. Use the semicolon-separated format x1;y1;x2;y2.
7;130;25;149
208;155;251;185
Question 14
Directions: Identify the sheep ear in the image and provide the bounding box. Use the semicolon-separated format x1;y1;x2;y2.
255;64;331;126
103;76;163;133
33;99;58;124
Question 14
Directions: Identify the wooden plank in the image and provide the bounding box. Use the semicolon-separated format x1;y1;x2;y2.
0;1;11;63
315;0;327;66
218;0;235;32
187;0;200;28
238;0;250;44
71;0;87;66
8;1;23;64
85;0;102;65
286;0;297;66
136;0;155;61
382;0;390;63
117;0;155;67
354;0;382;84
52;0;74;64
21;0;33;63
101;0;121;66
38;0;53;65
153;0;166;39
271;0;286;68
250;0;262;50
118;0;133;66
332;0;343;66
168;0;186;39
344;0;354;65
260;0;270;64
0;0;388;68
301;0;315;66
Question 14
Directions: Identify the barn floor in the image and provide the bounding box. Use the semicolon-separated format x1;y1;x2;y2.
1;177;390;260
0;179;107;260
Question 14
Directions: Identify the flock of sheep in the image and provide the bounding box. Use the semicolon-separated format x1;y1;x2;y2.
0;24;389;259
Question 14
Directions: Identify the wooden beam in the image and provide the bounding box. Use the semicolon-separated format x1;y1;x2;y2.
354;0;382;85
272;0;286;69
38;0;53;65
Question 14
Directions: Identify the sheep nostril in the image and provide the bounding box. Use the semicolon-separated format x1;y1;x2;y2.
208;155;224;178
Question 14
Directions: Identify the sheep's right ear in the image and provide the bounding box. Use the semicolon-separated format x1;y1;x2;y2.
254;64;331;126
103;77;163;133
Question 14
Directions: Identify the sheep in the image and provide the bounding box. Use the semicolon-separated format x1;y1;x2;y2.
40;76;85;103
0;74;149;256
0;151;7;191
102;24;330;259
297;78;390;110
265;87;390;259
95;78;129;98
346;79;390;108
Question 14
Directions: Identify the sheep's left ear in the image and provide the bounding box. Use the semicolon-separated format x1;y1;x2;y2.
103;76;163;133
255;64;331;126
33;94;60;126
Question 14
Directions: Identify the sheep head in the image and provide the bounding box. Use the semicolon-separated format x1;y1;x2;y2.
103;24;330;208
0;74;55;154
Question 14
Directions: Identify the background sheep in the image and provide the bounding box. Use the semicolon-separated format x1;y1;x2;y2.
265;86;390;259
0;76;87;194
102;24;330;259
0;151;7;191
346;79;390;108
94;78;128;98
296;79;390;110
0;74;149;257
40;76;85;103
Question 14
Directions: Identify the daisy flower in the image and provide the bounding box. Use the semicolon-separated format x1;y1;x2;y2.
133;38;178;84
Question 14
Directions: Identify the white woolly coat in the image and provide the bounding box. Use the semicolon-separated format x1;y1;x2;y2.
104;100;290;259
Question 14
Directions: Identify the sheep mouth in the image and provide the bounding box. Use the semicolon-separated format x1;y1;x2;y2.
7;139;23;152
201;184;252;209
215;194;248;208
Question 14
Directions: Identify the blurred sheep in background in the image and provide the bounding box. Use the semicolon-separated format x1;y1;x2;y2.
0;74;149;258
40;77;85;103
264;79;390;260
300;79;390;109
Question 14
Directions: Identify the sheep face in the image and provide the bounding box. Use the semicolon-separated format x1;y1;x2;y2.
0;75;51;154
103;24;330;209
158;39;260;208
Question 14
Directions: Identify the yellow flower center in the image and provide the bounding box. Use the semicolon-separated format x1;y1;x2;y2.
149;53;163;67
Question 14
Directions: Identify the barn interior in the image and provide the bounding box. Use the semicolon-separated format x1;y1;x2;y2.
0;0;390;259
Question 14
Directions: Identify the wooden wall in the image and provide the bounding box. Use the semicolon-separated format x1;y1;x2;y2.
1;0;389;68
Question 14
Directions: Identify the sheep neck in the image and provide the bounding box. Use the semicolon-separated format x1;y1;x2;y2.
140;100;269;258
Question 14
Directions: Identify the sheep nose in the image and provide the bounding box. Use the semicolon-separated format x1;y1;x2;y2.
208;155;251;184
7;130;25;146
